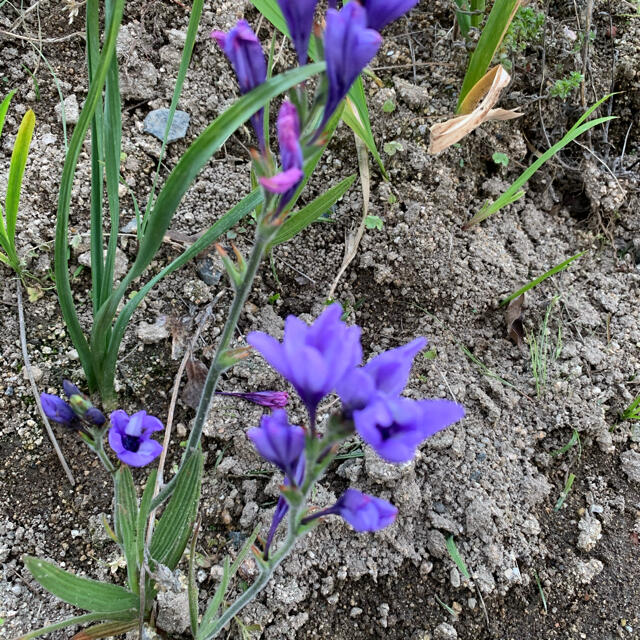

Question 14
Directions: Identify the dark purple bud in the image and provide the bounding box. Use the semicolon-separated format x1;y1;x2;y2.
108;410;164;467
354;396;465;463
319;2;381;134
361;0;419;32
62;379;81;398
85;407;106;426
40;394;76;427
247;410;305;480
216;390;289;409
212;20;267;150
305;488;397;532
277;0;318;65
248;304;362;423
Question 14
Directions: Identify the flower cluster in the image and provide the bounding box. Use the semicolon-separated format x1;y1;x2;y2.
41;380;106;431
247;304;465;553
212;0;419;210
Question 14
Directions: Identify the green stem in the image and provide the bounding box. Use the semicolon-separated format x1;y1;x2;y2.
151;227;276;510
92;432;117;475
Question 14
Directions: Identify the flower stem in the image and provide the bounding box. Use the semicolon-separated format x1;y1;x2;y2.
151;228;276;511
92;433;117;475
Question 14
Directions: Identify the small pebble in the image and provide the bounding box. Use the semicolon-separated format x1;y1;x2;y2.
143;108;190;143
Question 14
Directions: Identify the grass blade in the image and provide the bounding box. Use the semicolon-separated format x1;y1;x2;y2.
114;466;139;594
464;97;615;228
554;473;575;511
0;90;17;139
499;251;585;306
446;535;471;580
457;0;521;111
5;109;35;242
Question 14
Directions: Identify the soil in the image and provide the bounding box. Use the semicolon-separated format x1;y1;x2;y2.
1;1;640;639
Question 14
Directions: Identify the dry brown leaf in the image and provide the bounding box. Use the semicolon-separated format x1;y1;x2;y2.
506;293;526;348
428;65;522;154
182;357;208;409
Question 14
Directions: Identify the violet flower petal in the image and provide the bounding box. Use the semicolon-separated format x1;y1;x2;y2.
277;0;318;65
40;393;76;426
334;488;397;532
362;0;419;32
259;168;304;194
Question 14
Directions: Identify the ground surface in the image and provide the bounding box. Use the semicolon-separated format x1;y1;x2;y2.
1;0;640;638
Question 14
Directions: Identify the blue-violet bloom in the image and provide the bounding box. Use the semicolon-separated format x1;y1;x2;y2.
353;396;465;463
248;304;362;421
216;390;289;409
247;409;305;480
319;2;382;132
308;488;397;532
108;410;164;467
212;20;267;150
277;0;318;65
259;101;304;204
337;337;427;412
362;0;419;32
40;393;77;427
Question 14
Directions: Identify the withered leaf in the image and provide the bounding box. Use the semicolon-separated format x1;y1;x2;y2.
506;293;526;347
182;357;208;410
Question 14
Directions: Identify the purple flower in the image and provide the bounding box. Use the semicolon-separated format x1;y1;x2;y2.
354;396;465;463
40;393;76;427
62;379;106;426
260;168;304;194
305;488;397;532
260;102;304;204
63;380;81;398
337;337;427;412
277;0;318;65
319;2;382;133
362;0;419;32
216;390;289;408
108;410;164;467
264;455;305;558
212;20;267;149
247;410;305;480
247;304;362;421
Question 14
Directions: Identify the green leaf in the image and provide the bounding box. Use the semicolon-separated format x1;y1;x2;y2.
54;0;125;391
136;469;157;567
249;0;387;178
445;536;471;580
16;612;137;640
364;214;383;230
114;466;139;593
197;526;260;639
464;95;615;228
23;556;139;613
0;90;16;140
90;63;324;388
269;175;356;248
5;108;35;242
457;0;521;111
150;451;203;570
492;151;509;167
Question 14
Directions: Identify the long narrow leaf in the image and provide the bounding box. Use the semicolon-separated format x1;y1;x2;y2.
197;526;260;638
464;100;615;228
457;0;521;111
150;451;203;570
270;174;356;247
23;556;139;613
16;612;137;640
72;619;138;640
499;251;585;306
0;90;17;140
114;466;139;593
54;0;125;390
5;109;35;241
136;468;157;567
